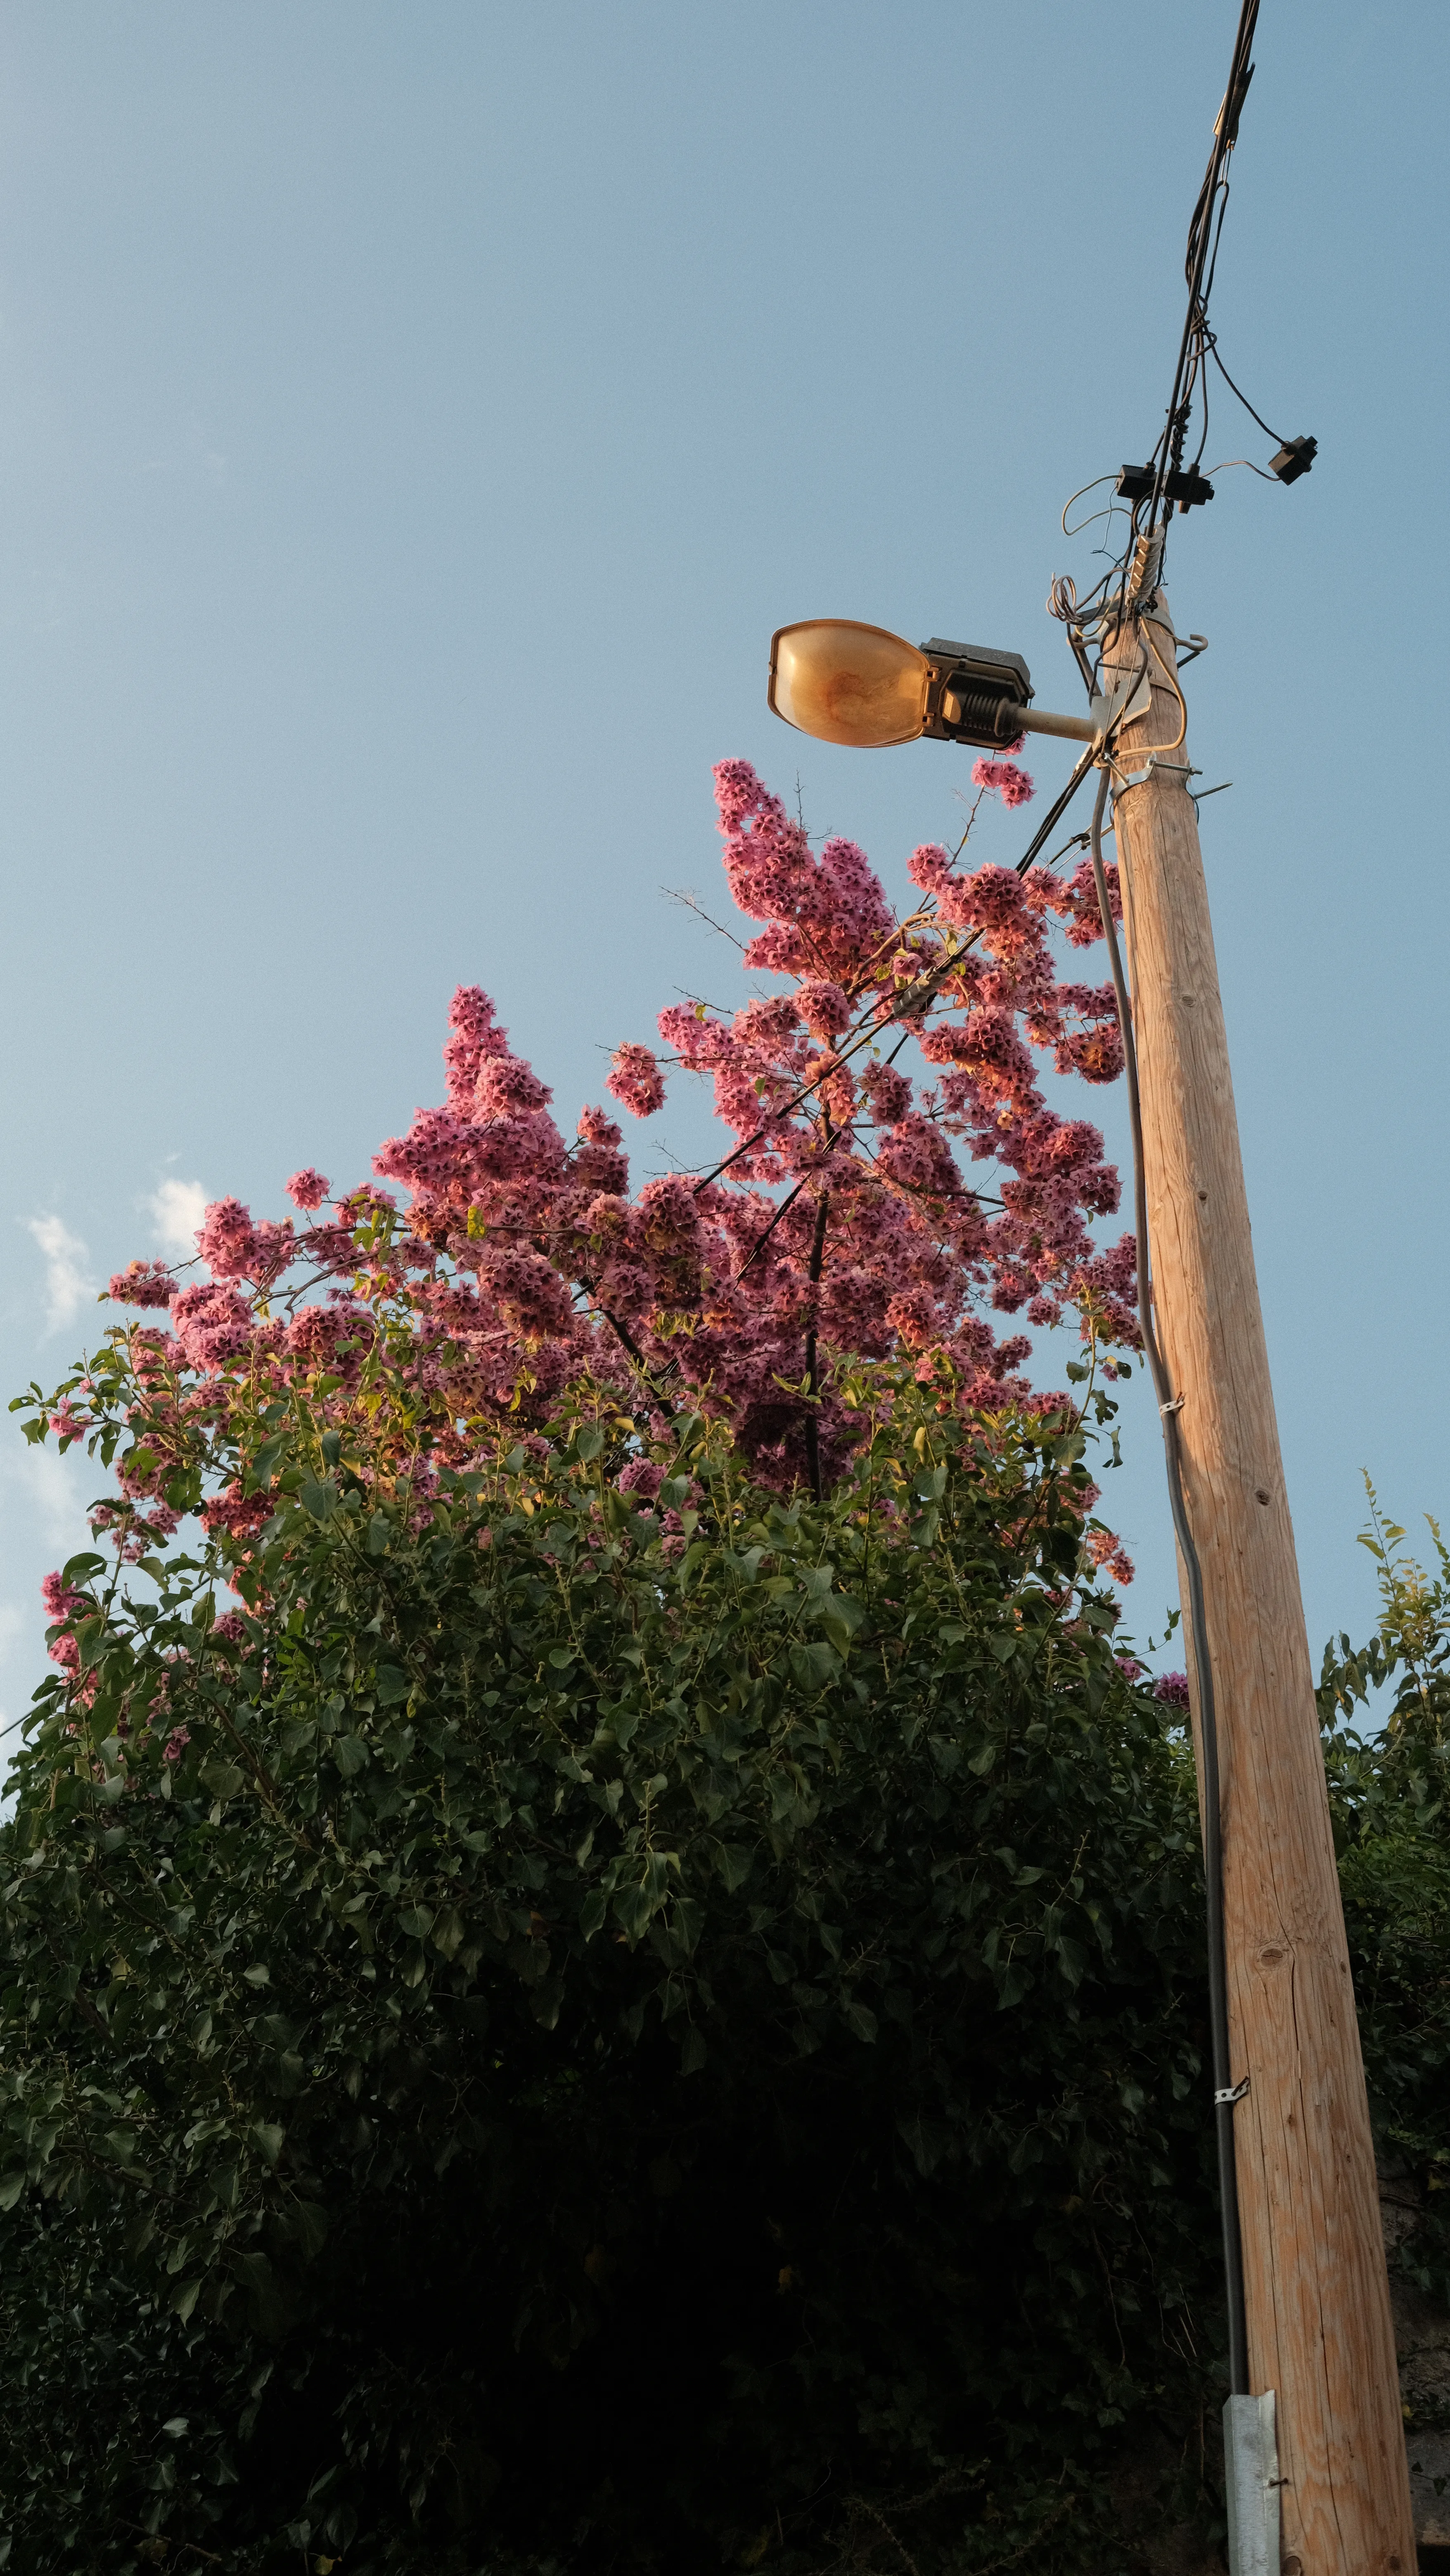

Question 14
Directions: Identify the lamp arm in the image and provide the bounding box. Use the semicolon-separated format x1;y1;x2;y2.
1014;662;1154;746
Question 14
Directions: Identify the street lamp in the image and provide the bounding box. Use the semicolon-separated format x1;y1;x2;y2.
767;616;1138;751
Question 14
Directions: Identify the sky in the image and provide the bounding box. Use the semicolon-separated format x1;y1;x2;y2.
0;0;1444;1746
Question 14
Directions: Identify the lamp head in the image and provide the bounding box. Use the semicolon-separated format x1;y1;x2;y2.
768;619;1033;750
767;618;930;748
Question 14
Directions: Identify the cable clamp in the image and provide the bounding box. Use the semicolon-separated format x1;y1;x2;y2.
1119;755;1199;790
1214;2077;1251;2107
1159;1396;1185;1418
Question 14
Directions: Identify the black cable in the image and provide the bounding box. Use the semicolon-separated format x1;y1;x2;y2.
1145;0;1260;542
1205;336;1290;448
1087;766;1250;2398
1010;741;1098;874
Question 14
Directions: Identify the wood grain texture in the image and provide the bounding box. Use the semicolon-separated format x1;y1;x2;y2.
1103;599;1414;2576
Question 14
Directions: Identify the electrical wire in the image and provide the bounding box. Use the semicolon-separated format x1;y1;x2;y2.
1145;0;1260;540
1206;336;1292;447
1087;766;1250;2397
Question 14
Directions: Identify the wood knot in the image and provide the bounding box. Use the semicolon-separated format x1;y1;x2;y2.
1197;1191;1208;1203
1258;1945;1287;1967
1255;1489;1271;1505
1281;2558;1302;2576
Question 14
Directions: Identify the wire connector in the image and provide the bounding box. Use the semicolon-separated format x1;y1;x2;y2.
1268;435;1316;485
1160;1396;1185;1418
1215;2076;1251;2106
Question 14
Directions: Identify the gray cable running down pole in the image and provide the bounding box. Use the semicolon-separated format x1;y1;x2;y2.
1088;766;1250;2397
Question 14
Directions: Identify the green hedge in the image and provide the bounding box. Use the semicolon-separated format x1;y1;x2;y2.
2;1402;1445;2572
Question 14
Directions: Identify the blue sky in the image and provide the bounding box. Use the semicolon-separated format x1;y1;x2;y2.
0;0;1444;1736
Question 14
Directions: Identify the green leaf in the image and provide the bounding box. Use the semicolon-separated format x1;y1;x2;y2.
679;2025;707;2075
788;1639;840;1692
373;1667;411;1706
199;1759;247;1801
712;1844;753;1892
335;1735;370;1776
60;1553;107;1587
249;1436;287;1490
250;2122;286;2167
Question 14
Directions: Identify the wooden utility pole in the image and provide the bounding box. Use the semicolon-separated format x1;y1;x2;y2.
1102;596;1415;2576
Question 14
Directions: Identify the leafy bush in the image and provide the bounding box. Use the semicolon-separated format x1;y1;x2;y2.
0;1380;1224;2574
1319;1490;1450;2357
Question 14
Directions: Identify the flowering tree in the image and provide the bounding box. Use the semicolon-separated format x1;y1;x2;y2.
36;753;1138;1629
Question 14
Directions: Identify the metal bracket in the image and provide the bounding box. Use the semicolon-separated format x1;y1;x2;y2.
1088;665;1154;741
1116;753;1197;790
1215;2076;1251;2105
1223;2390;1282;2576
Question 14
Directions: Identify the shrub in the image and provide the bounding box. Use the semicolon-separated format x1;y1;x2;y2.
0;1384;1221;2573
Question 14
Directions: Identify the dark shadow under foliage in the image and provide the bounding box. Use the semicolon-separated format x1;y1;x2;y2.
2;1399;1447;2574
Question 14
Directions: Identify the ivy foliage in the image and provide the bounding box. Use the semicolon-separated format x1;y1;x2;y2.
3;1403;1448;2573
1317;1486;1450;2353
0;1381;1225;2573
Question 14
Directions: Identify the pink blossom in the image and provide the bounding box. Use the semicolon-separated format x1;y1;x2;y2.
196;1198;260;1280
475;1056;552;1118
859;1062;912;1126
607;1043;666;1119
163;1726;191;1763
108;1259;179;1308
171;1282;256;1371
617;1459;663;1500
301;1222;359;1274
40;1570;89;1678
796;980;852;1041
443;986;510;1114
971;758;1035;808
285;1169;331;1212
477;1248;576;1344
1153;1671;1191;1709
41;1570;86;1624
285;1302;376;1383
48;758;1137;1511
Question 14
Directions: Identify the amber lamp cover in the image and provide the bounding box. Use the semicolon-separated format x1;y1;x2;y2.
767;618;929;749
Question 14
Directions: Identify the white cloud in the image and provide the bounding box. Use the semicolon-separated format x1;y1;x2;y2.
149;1177;208;1261
2;1442;94;1558
24;1213;97;1334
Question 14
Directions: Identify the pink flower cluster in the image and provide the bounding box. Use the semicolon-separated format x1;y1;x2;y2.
607;1044;666;1120
41;1571;89;1690
108;1260;178;1309
971;757;1035;809
73;757;1138;1572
